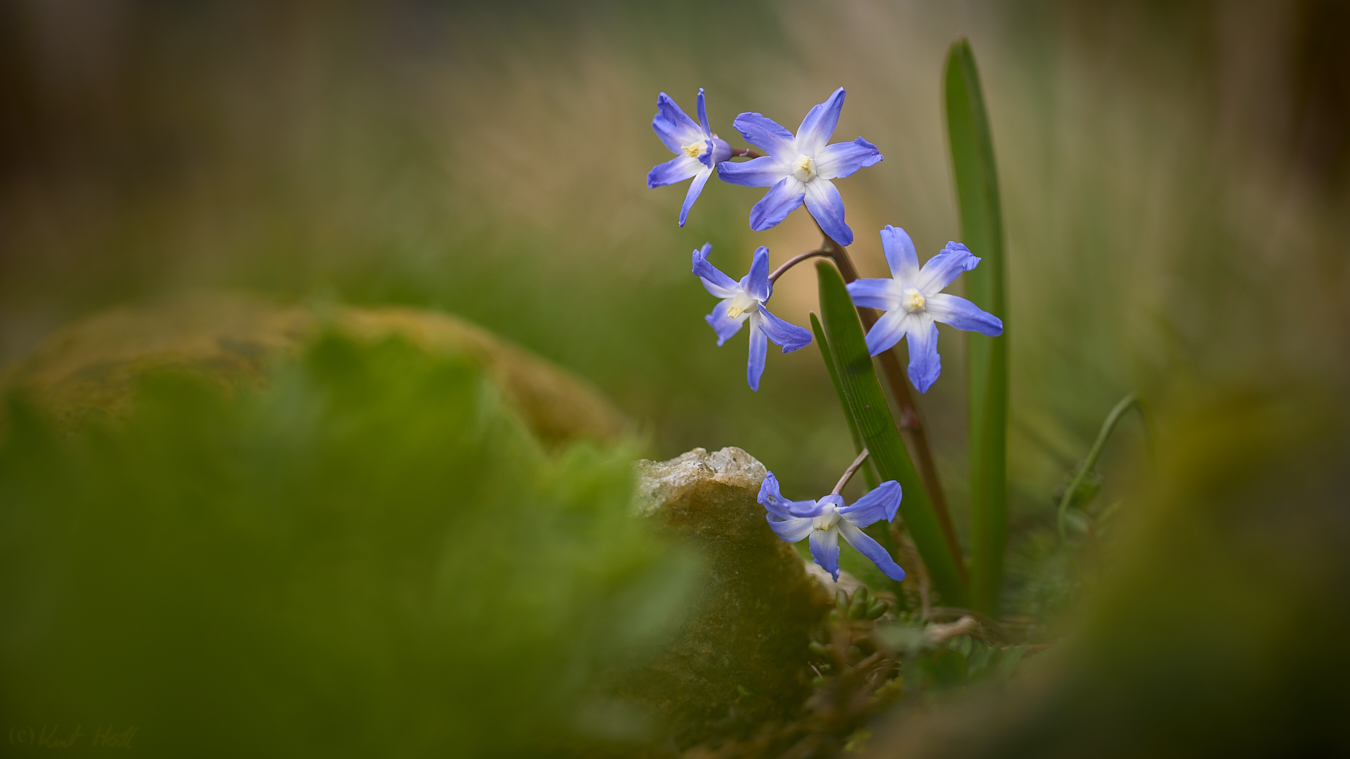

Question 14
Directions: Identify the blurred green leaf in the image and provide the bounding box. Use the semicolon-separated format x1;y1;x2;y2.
815;261;967;606
811;313;879;490
0;334;698;757
945;38;1010;617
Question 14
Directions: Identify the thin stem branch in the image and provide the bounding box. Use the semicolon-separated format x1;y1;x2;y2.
768;249;828;283
831;448;870;495
815;228;965;583
1056;392;1154;545
730;148;762;158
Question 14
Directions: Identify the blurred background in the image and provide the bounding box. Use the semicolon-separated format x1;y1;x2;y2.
2;0;1348;496
2;0;1349;753
3;0;1347;524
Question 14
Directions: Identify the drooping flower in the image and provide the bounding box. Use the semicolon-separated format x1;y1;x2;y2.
648;89;732;227
693;243;812;391
758;472;906;582
846;226;1003;393
717;88;882;246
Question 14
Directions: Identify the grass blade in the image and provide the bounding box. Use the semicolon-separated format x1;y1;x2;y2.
945;38;1009;617
811;313;878;490
816;261;968;606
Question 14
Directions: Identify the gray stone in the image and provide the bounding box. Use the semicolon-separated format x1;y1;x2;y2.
623;447;832;747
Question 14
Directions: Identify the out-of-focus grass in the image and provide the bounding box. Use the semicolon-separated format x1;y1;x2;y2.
1;0;1347;594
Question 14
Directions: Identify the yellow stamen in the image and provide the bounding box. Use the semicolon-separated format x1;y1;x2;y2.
791;155;817;183
903;288;926;313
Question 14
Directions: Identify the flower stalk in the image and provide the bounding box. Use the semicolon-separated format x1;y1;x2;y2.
831;448;871;496
817;231;965;581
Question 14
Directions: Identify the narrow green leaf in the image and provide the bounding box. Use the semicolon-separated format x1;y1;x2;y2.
811;313;878;490
816;261;968;606
945;38;1009;616
998;644;1028;679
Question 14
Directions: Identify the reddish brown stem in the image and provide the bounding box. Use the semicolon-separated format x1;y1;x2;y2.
818;232;966;584
831;448;870;496
768;249;828;283
730;148;763;158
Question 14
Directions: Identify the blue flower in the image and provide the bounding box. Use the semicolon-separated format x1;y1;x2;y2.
693;243;812;391
718;88;882;246
648;89;733;227
758;472;906;582
846;226;1003;393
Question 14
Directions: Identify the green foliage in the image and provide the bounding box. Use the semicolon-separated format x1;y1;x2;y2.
945;38;1010;616
810;314;878;490
815;261;967;606
0;335;697;758
828;587;889;624
875;617;1028;698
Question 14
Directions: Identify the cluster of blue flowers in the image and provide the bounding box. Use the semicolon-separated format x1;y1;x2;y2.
648;88;1004;583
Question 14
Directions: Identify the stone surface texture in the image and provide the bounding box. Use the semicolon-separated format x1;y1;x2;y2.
1;292;628;447
626;447;833;747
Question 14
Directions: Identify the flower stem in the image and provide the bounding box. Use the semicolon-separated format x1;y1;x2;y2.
818;230;965;583
831;448;870;495
730;148;763;158
768;249;829;283
1056;392;1154;545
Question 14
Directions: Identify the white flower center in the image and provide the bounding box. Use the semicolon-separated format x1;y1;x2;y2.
902;288;927;313
725;291;758;319
682;141;707;159
791;154;817;183
812;506;839;531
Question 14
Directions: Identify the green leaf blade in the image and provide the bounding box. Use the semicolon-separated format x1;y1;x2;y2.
945;38;1010;617
811;313;878;490
816;261;968;606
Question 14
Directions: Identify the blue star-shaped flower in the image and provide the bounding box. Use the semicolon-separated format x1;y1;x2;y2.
718;88;882;246
758;472;906;582
846;226;1003;393
647;89;732;227
693;243;812;391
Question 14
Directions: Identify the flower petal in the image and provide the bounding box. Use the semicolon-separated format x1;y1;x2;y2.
653;93;702;152
718;155;787;187
692;243;739;297
810;527;842;581
837;520;906;581
815;137;882;180
926;293;1003;336
748;177;807;232
697;88;712;136
732;112;798;159
767;513;813;543
678;167;713;227
906;314;941;393
839;480;902;527
745;246;771;301
647;155;702;189
804;179;853;246
758;471;823;519
757;305;812;352
880;225;920;282
846;277;901;310
916;241;981;294
796;87;845;157
705;299;746;346
703;136;732;169
864;309;909;356
747;316;768;391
